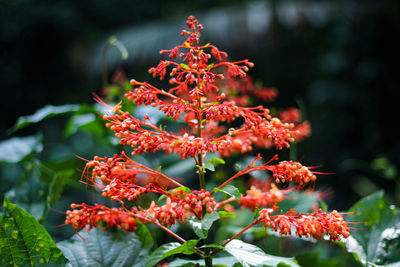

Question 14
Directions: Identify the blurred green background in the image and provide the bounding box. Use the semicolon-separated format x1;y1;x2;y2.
1;0;399;243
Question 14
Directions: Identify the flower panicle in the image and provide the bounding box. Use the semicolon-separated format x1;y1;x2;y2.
136;189;217;227
258;208;350;241
266;160;317;185
239;183;288;212
65;203;137;232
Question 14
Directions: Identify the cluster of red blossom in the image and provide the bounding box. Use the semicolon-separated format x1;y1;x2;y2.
65;15;350;245
258;208;350;241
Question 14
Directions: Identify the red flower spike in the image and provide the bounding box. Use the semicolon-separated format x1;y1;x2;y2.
65;203;137;232
134;189;217;227
267;161;317;185
239;184;286;212
257;208;350;241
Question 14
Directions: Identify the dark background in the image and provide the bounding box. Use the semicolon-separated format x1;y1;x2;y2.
1;0;399;211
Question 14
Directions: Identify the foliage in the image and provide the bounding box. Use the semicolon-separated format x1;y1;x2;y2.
58;227;151;267
0;198;67;266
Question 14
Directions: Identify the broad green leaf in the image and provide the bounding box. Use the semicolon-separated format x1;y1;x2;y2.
214;185;241;200
58;227;149;267
135;220;154;249
13;104;81;131
346;190;400;266
0;135;43;164
349;190;387;228
169;255;239;267
145;240;198;267
189;212;220;239
64;113;103;137
0;198;67;266
225;239;299;267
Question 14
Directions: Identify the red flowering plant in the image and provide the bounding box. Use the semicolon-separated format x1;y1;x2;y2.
65;16;350;266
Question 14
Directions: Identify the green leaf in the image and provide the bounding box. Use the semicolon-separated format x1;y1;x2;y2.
225;239;299;267
204;158;225;172
189;212;220;239
58;227;149;267
180;63;189;70
214;185;241;200
346;190;400;266
0;198;67;266
200;244;226;250
64;113;105;137
169;256;239;267
13;104;81;131
219;211;236;219
145;240;198;267
0;135;43;164
158;186;191;202
208;158;225;165
204;162;215;171
135;220;154;249
5;162;72;221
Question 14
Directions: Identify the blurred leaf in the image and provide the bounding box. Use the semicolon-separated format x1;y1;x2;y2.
277;191;320;213
371;156;398;180
0;135;43;164
219;211;237;219
64;113;106;137
225;239;299;267
108;36;129;60
189;212;220;239
346;190;400;266
208;158;226;165
0;198;67;266
163;158;195;177
13;104;81;131
5;161;72;221
145;240;198;267
58;227;149;267
214;185;241;200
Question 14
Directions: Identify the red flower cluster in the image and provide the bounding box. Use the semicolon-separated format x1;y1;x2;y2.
258;208;350;241
65;204;137;232
65;16;350;254
135;189;217;227
267;160;317;185
239;184;285;212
